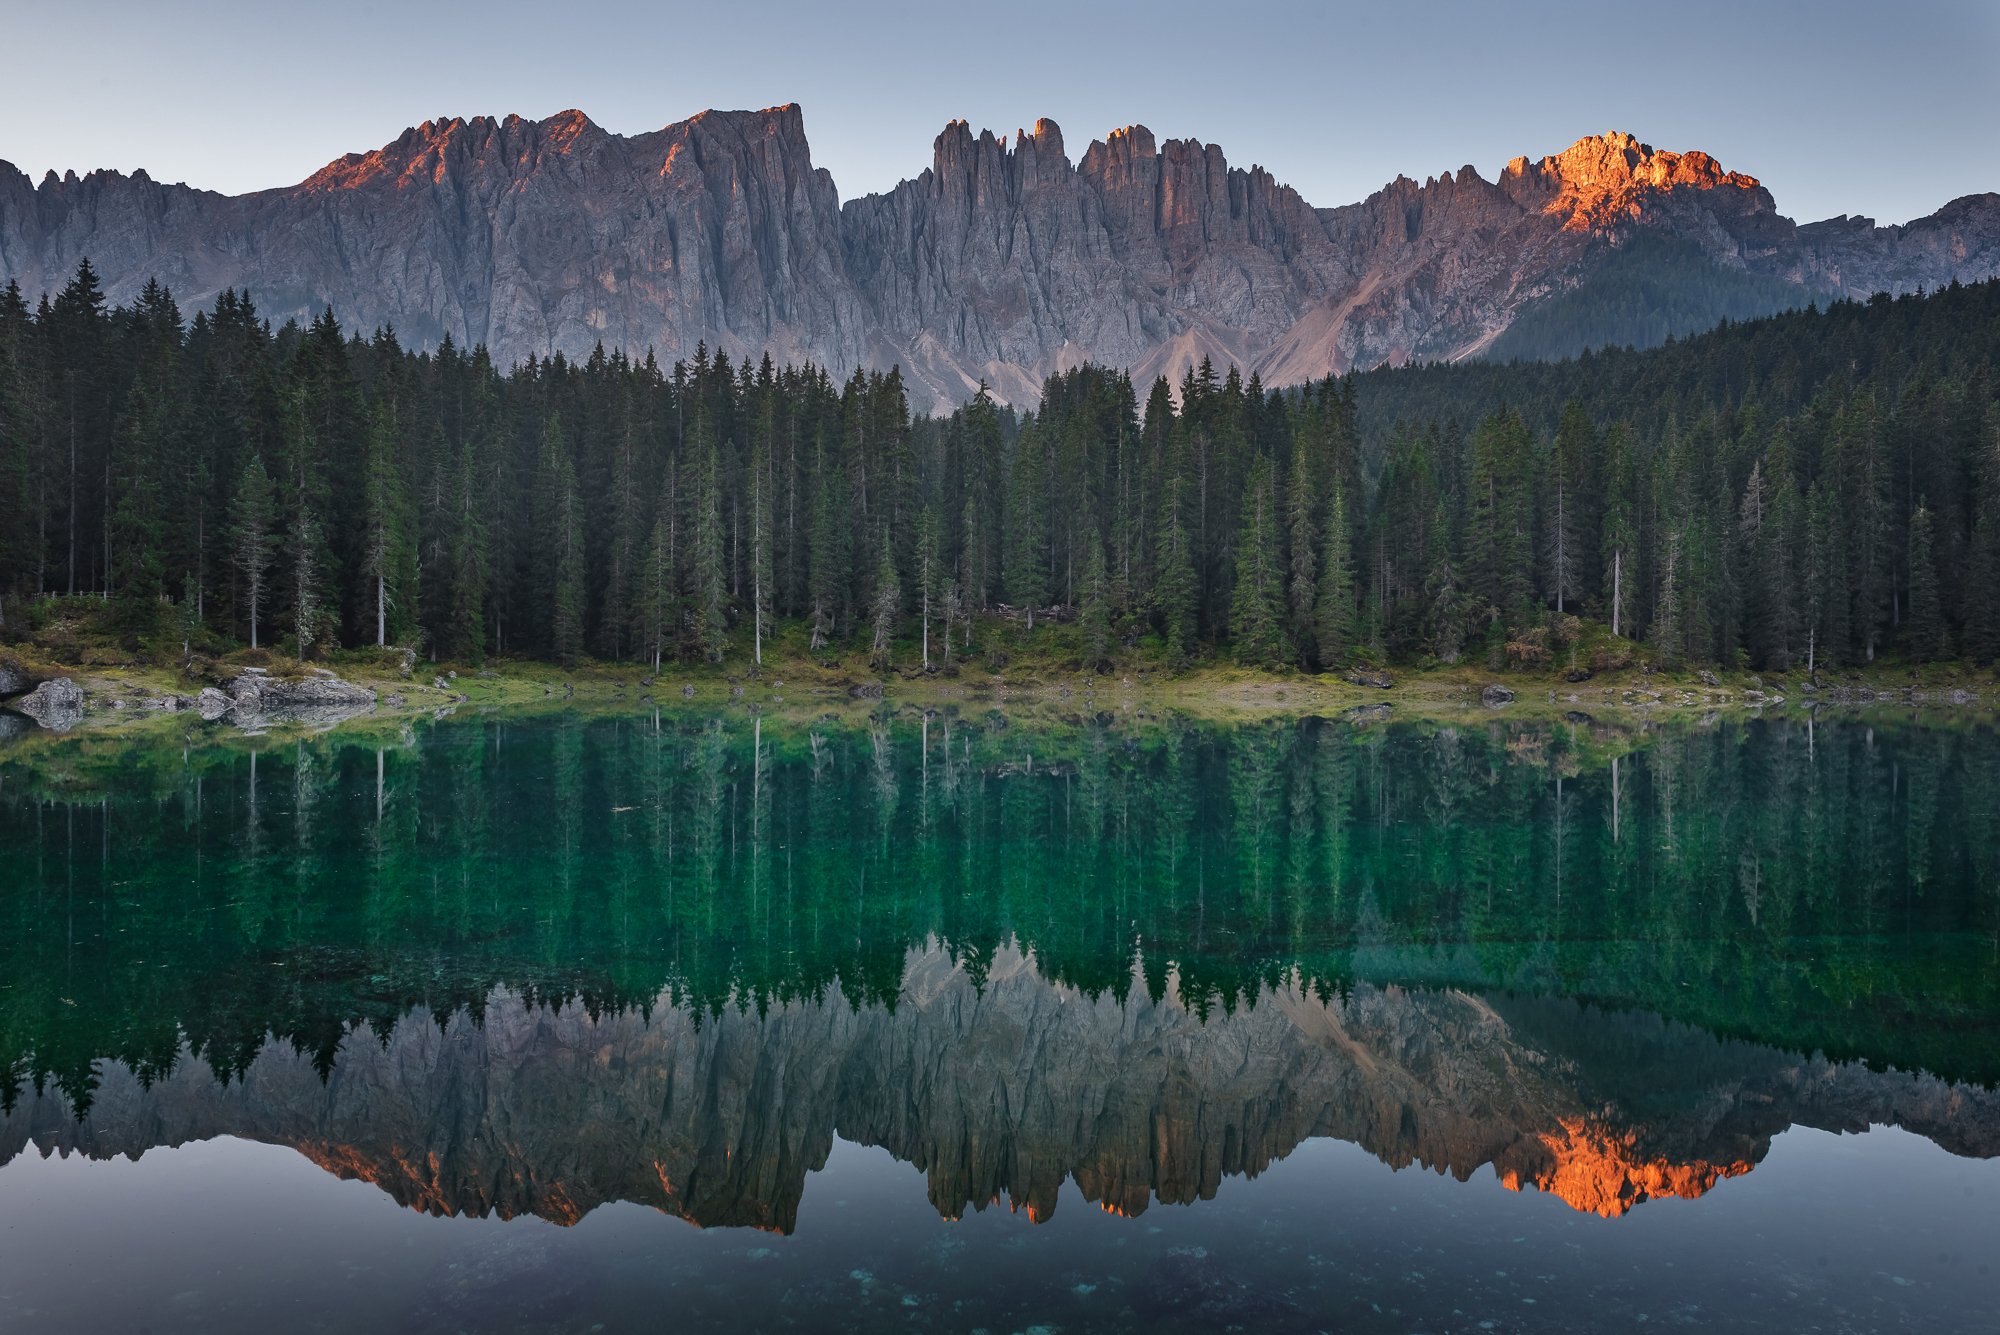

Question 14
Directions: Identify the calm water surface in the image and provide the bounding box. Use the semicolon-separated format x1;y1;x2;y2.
2;707;1997;1333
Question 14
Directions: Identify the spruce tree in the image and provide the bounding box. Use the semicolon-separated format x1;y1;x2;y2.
1422;496;1466;664
1154;473;1198;667
1600;424;1639;639
1468;410;1535;632
1544;403;1587;614
1968;477;2000;664
749;433;774;666
0;281;36;621
230;454;277;649
442;440;488;663
1313;480;1355;669
1650;529;1683;668
359;399;418;647
635;511;676;675
685;433;727;664
109;370;170;628
915;506;941;671
807;435;846;650
1286;431;1319;666
288;501;324;661
1079;525;1111;671
870;527;900;666
177;569;203;660
1905;502;1946;661
537;419;586;666
1228;457;1290;668
1004;422;1049;628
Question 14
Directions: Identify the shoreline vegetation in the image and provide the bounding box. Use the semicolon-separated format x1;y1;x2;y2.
3;610;1994;742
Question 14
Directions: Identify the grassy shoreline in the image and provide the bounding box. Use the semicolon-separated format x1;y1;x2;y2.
5;633;1995;740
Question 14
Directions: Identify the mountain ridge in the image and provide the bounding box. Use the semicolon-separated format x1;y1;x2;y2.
3;105;1996;410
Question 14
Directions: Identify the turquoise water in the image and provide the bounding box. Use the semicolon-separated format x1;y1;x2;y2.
2;709;1996;1332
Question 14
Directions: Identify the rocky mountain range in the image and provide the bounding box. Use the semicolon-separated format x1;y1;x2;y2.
3;106;1997;410
6;945;1996;1228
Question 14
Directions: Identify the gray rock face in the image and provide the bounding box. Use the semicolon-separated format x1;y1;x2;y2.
4;114;1996;411
222;671;375;726
1481;683;1517;707
3;945;1994;1229
12;677;83;731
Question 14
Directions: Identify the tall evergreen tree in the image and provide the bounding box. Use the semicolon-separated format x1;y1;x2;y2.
1312;480;1355;669
288;500;324;661
807;434;846;651
1286;430;1319;665
230;454;278;650
914;506;942;671
749;431;774;666
687;434;727;664
1154;473;1198;667
538;417;586;665
1079;525;1111;671
869;527;900;666
1905;501;1947;660
1600;424;1639;639
1004;422;1049;627
441;439;489;663
1228;457;1290;668
635;510;676;675
359;399;418;647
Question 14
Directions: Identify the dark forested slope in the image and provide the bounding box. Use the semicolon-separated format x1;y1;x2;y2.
0;267;1995;677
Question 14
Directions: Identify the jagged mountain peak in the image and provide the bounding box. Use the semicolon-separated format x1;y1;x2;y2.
1502;130;1771;232
2;109;1993;410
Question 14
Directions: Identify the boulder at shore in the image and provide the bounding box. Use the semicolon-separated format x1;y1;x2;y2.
15;677;86;732
223;672;375;726
1480;683;1517;708
0;660;32;699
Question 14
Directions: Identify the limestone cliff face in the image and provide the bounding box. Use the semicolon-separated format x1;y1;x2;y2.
5;945;1995;1229
0;107;864;374
4;112;1995;410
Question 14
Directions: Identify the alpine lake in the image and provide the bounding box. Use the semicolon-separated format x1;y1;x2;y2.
2;698;1997;1334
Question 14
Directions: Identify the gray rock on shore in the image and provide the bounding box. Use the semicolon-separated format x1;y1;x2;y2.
223;672;376;726
15;677;85;731
0;660;32;698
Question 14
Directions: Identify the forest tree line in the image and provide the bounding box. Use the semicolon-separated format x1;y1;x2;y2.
0;261;1996;674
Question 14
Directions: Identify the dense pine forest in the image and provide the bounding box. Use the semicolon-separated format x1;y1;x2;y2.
1;264;1996;675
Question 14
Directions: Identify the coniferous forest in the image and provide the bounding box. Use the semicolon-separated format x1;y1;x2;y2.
2;262;1997;675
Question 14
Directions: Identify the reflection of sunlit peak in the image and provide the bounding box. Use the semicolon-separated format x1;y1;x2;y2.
1504;1117;1753;1217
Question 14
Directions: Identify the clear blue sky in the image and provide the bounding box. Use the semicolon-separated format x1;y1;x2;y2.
5;0;1995;225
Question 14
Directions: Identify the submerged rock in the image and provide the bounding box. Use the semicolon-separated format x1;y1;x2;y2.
14;677;84;731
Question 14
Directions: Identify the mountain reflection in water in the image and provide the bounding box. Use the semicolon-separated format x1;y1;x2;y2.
6;945;1997;1229
3;709;1998;1241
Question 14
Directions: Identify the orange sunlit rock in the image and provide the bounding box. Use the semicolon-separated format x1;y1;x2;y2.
1503;1117;1753;1217
1503;131;1764;234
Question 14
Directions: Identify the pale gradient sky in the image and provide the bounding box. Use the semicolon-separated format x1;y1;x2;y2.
4;0;1995;225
